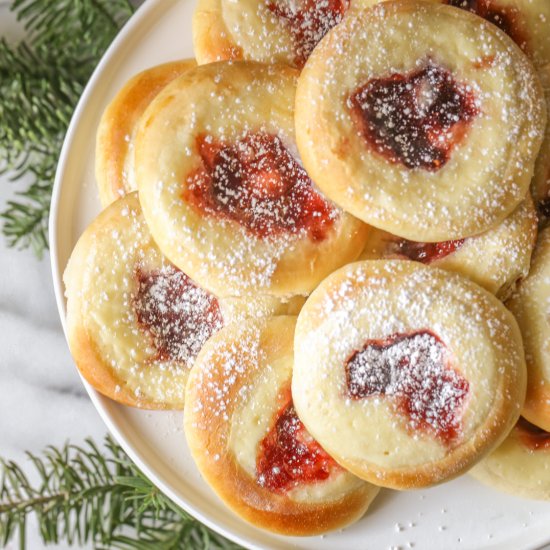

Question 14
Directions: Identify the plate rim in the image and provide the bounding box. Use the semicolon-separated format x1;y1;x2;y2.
47;1;550;549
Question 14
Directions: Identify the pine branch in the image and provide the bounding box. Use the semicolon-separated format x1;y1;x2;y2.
0;436;242;549
0;0;135;257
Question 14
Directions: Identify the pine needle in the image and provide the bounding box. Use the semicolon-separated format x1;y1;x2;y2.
0;0;135;257
0;436;242;549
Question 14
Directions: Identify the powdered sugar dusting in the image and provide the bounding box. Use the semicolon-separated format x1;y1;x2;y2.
346;331;469;444
265;0;349;67
295;1;546;241
133;264;223;364
185;132;337;241
256;395;340;493
348;61;479;171
190;324;263;432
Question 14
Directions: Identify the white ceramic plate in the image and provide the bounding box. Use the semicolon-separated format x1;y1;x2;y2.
49;1;550;548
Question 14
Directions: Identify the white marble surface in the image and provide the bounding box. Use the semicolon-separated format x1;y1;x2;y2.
0;5;112;549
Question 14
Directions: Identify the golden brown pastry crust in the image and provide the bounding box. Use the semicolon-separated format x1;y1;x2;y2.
95;60;196;206
192;0;348;68
470;417;550;500
359;196;537;299
295;0;546;242
353;0;550;69
293;260;527;489
136;61;367;297
192;0;244;65
184;316;379;535
507;226;550;431
63;194;221;409
64;193;302;409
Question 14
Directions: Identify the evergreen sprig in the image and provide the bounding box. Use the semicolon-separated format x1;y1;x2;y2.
0;436;242;549
0;0;135;257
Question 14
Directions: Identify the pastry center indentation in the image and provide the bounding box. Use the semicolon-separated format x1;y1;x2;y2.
385;237;465;263
133;265;223;363
345;330;469;444
186;132;337;241
256;392;341;493
266;0;350;67
349;61;479;171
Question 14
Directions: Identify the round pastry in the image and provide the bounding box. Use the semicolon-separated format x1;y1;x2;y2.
95;60;196;206
532;64;550;215
64;193;304;409
192;0;349;69
136;61;367;297
359;196;537;299
295;1;546;242
184;316;379;535
352;0;550;69
293;260;527;489
470;417;550;500
507;226;550;431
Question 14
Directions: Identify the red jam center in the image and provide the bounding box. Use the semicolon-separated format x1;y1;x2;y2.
256;394;340;493
345;331;469;445
446;0;527;51
133;265;223;363
388;237;465;264
349;61;479;171
185;132;336;241
266;0;349;68
516;417;550;451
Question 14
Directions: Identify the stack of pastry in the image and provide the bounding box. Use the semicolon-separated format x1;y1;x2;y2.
64;0;550;536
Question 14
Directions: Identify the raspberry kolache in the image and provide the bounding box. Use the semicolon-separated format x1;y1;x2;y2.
184;316;379;535
192;0;349;69
63;193;303;409
136;61;367;297
359;196;537;299
295;1;546;242
293;260;527;489
95;60;196;207
353;0;550;69
470;417;550;500
507;227;550;431
444;0;550;69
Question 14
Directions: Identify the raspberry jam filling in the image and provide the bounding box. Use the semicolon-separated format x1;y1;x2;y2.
185;132;336;241
266;0;350;68
446;0;527;52
387;237;465;264
349;61;479;171
133;265;223;363
256;391;340;493
516;417;550;451
345;331;469;444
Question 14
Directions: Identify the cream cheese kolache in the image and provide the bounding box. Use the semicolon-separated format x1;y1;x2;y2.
359;196;538;300
295;0;546;242
184;316;379;535
470;417;550;500
63;193;304;409
95;60;197;207
292;260;527;489
192;0;350;68
507;227;550;432
352;0;550;69
134;60;368;297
